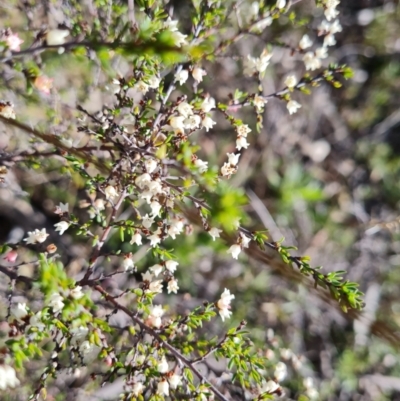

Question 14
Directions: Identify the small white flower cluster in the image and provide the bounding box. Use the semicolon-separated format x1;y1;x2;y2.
23;228;49;244
133;75;161;95
0;365;20;390
146;304;165;328
217;288;235;321
142;260;180;296
70;326;101;363
221;152;241;177
163;97;216;135
282;1;341;115
175;67;207;86
227;232;251;259
236;124;251;151
298;1;341;72
244;49;273;77
163;17;188;47
153;356;183;396
48;292;65;313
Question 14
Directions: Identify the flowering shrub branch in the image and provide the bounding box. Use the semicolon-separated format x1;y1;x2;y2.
0;0;370;399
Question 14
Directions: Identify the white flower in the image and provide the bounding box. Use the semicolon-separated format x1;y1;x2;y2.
192;67;207;83
324;33;336;47
132;382;144;397
48;292;64;313
165;260;179;273
164;17;179;32
299;34;313;49
122;256;135;271
287;100;301;114
142;271;153;282
0;365;20;390
24;228;49;244
157;356;169;373
142;214;154;229
276;0;286;9
104;185;118;200
315;47;328;59
217;288;235;321
46;29;69;46
284;75;297;89
171;31;187;47
145;158;158;174
219;308;232;321
130;232;142;246
147;75;161;89
177;101;193;118
194;158;208;173
237;124;251;137
11;303;28;321
5;32;23;51
148;179;164;195
56;202;69;214
169;373;182;389
262;380;280;394
227;153;240;166
150;264;163;276
175;69;189;85
201;116;216;131
70;326;89;345
254;95;266;112
236;136;250;150
167;279;179;294
240;233;251;248
325;0;340;21
200;97;216;112
303;52;321;71
227;244;241;259
209;227;222;241
29;312;45;331
150;200;162;217
167;115;186;133
184;115;201;129
157;380;169;396
148;228;162;247
149;280;163;294
329;19;342;34
221;162;237;177
244;49;273;76
70;285;83;299
168;218;184;239
135;173;152;189
0;102;16;119
218;288;235;309
135;81;149;94
54;221;69;235
274;362;287;381
147;305;164;328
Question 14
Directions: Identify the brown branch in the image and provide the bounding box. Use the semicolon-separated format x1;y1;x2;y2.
92;284;230;401
0;264;33;284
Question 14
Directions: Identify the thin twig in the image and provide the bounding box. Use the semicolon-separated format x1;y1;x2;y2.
93;284;230;401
